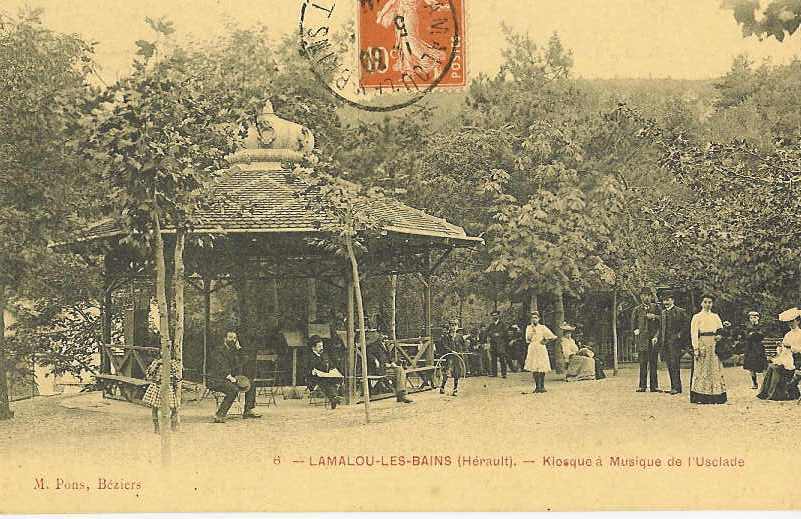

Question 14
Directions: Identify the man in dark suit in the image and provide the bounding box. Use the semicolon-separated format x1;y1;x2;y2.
208;330;260;422
486;310;509;378
308;335;341;409
632;287;661;392
659;290;689;395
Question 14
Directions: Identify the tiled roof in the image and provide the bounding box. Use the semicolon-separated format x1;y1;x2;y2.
74;168;479;244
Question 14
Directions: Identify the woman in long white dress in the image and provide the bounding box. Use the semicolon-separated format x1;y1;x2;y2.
689;294;727;404
524;311;557;393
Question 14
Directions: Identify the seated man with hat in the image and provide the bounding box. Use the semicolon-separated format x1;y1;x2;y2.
207;330;261;422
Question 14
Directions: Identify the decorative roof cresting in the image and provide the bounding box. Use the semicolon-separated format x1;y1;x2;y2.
226;100;315;170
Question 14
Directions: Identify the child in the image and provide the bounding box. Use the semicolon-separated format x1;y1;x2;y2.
740;311;766;389
524;311;557;394
142;356;181;433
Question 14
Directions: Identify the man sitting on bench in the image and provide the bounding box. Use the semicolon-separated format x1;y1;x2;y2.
365;333;413;404
308;335;342;409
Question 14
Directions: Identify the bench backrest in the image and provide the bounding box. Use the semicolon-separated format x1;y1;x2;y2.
762;337;782;358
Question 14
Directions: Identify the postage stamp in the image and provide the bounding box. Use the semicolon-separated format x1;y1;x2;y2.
357;0;466;91
300;0;464;112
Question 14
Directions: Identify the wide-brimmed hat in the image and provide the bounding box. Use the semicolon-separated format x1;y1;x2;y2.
490;310;500;317
639;286;652;296
747;310;760;317
660;289;675;299
559;322;576;331
778;307;801;322
234;375;251;391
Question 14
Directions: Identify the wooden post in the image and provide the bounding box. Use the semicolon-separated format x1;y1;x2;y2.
346;277;356;404
389;274;398;363
307;278;317;324
612;288;619;376
202;277;212;386
424;275;433;366
553;286;565;374
271;279;280;329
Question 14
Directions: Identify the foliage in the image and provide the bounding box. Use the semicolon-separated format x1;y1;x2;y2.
723;0;801;41
0;8;98;419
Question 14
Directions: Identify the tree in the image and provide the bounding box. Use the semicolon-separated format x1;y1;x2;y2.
0;9;97;419
83;18;241;463
293;157;389;424
723;0;801;41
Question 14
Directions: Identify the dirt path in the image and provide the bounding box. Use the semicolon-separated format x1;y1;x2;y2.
1;365;799;512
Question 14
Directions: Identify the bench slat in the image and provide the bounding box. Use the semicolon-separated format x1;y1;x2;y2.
96;374;151;386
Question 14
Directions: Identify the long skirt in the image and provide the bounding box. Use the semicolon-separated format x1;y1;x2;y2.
565;355;596;381
524;342;551;373
690;336;727;404
142;383;179;409
756;364;799;401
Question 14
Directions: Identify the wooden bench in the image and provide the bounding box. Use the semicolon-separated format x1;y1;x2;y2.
763;337;781;358
96;374;150;404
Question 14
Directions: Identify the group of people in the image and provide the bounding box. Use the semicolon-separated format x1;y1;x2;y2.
435;310;606;396
139;288;801;428
630;287;801;405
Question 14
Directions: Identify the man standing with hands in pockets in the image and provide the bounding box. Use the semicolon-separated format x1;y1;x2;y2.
659;289;689;395
632;287;661;393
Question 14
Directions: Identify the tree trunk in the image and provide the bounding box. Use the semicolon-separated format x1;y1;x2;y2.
172;228;186;409
346;237;370;424
553;286;565;374
152;209;172;465
529;290;539;314
612;289;619;376
346;278;356;405
0;285;14;420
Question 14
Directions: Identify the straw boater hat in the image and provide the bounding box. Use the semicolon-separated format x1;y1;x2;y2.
559;322;576;332
778;307;801;322
747;310;760;318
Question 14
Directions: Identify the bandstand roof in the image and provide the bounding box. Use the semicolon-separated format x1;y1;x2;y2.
70;102;479;249
74;167;479;246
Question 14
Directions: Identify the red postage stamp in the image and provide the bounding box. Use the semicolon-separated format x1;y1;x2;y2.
357;0;466;91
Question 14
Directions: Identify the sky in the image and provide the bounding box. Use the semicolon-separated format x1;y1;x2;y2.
3;0;800;84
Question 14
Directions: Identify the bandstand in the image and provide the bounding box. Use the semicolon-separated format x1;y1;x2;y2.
65;103;481;404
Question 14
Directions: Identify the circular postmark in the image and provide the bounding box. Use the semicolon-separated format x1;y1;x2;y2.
299;0;464;112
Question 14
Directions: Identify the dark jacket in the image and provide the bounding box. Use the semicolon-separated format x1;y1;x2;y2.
660;305;688;350
208;345;243;384
631;303;660;351
439;332;467;354
309;350;334;375
486;320;508;350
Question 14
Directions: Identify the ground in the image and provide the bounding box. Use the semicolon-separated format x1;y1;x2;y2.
1;364;799;512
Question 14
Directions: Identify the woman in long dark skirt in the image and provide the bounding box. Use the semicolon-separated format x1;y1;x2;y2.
740;311;767;389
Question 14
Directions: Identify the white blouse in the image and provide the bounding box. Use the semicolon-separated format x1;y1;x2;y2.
690;311;723;349
526;324;557;346
782;328;801;353
561;337;579;358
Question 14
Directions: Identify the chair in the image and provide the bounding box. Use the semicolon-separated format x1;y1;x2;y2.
308;385;332;408
253;353;284;407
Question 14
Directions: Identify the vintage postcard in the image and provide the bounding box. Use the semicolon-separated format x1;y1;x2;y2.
1;0;801;514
